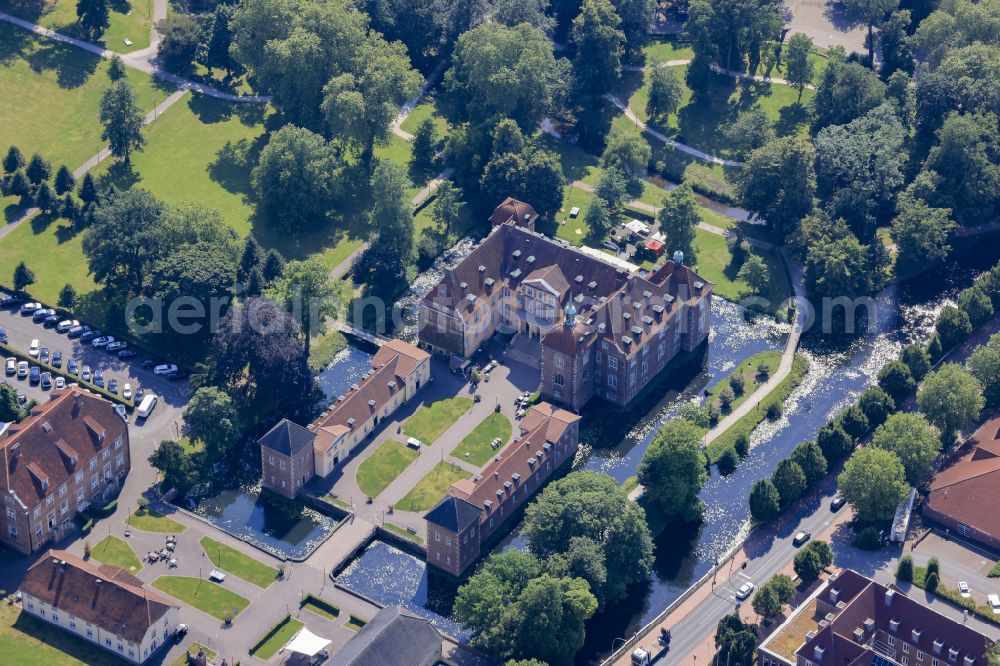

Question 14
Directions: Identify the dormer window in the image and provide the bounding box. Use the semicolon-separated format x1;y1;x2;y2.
512;473;520;483
890;619;900;632
933;640;945;654
912;629;922;643
814;646;825;661
526;256;535;264
588;281;597;289
864;618;874;632
513;250;521;259
949;648;960;662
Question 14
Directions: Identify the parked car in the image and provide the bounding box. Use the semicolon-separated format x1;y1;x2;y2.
0;327;6;343
141;358;158;369
793;531;812;547
122;384;133;401
29;366;40;384
80;329;100;342
28;339;39;357
175;625;189;641
133;388;145;404
735;581;756;600
106;341;127;352
68;359;78;375
603;240;622;253
40;372;52;390
108;379;118;394
94;370;105;388
81;366;91;382
57;319;80;333
5;357;15;375
92;336;115;348
154;364;179;376
55;376;65;390
43;314;60;328
20;302;42;314
51;351;62;368
17;361;28;379
118;349;137;360
0;293;21;308
830;496;846;512
39;347;49;364
958;581;971;598
989;594;1000;614
165;370;189;381
67;325;89;339
32;308;55;322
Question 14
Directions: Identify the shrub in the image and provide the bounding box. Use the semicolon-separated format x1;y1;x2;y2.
926;556;940;578
958;287;993;326
717;447;739;475
749;479;781;523
924;571;939;593
720;386;736;410
936;305;973;350
734;432;750;458
766;402;782;420
729;374;746;395
878;360;916;402
896;555;913;582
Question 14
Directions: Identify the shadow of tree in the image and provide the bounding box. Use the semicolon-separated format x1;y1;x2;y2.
24;37;99;88
775;103;811;137
187;92;233;124
97;160;142;191
208;134;267;197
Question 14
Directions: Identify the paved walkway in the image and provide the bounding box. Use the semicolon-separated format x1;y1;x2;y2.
604;93;744;167
624;58;817;91
390;60;448;141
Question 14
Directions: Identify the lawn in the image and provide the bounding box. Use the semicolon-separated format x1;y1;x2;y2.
705;350;782;415
90;535;142;573
402;397;473;444
0;213;97;303
383;521;424;544
0;21;169;168
356;439;419;499
693;228;791;315
0;0;153;52
0;602;125;665
199;536;278;588
300;595;340;620
450;412;513;466
399;96;450;136
396;462;469;512
171;643;216;666
91;93;268;236
642;37;695;64
150;576;250;621
126;508;186;533
249;615;303;659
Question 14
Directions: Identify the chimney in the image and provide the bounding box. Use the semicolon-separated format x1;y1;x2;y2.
884;589;894;606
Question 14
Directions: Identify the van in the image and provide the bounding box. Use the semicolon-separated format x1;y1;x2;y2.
988;594;1000;614
406;437;421;451
136;394;157;419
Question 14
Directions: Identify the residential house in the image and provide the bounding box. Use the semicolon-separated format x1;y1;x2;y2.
425;402;580;575
20;549;180;664
418;198;713;410
0;390;130;555
758;569;993;666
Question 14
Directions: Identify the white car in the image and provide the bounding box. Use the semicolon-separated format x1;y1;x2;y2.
735;582;756;600
91;336;115;348
5;357;15;375
28;339;39;357
154;364;179;376
57;319;80;333
958;581;971;598
989;594;1000;614
122;383;133;401
55;376;66;390
17;361;28;379
20;302;41;313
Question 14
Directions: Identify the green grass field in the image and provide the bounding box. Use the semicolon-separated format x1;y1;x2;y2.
151;576;250;620
356;439;419;499
0;0;153;52
451;412;512;466
396;462;468;512
345;615;367;631
383;521;424;544
399;96;450;136
693;229;791;314
642;37;695;64
0;602;124;665
172;643;216;666
126;508;186;533
199;536;278;588
249;615;303;659
706;350;781;414
300;594;340;620
90;535;142;573
402;397;473;444
0;22;169;168
0;213;97;303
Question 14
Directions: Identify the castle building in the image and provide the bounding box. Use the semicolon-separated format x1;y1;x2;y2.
418;198;713;411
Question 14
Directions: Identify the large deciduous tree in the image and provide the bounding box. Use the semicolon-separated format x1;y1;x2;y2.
657;183;699;263
890;194;954;273
571;0;625;96
183;387;241;458
267;258;342;356
784;33;814;100
838;447;908;524
871;413;940;485
354;161;415;303
968;333;1000;408
83;188;166;297
77;0;110;39
637;417;708;523
917;364;984;443
646;67;684;125
736;136;815;238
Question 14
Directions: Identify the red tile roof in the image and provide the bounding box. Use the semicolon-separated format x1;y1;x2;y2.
927;417;1000;541
20;550;176;644
489;197;538;228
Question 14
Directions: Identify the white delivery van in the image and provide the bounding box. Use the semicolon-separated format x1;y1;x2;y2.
136;394;157;419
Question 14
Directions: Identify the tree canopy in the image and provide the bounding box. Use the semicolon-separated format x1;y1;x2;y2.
637;417;708;523
871;413;940;485
838;447;908;524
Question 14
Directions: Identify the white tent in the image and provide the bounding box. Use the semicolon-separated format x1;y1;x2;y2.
283;627;332;657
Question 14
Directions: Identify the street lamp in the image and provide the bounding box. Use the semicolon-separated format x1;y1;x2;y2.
611;637;627;654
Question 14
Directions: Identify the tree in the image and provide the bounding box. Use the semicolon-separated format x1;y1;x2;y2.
601;131;651;191
749;478;781;522
156;14;203;73
784;33;814;101
76;0;110;39
752;584;781;619
251;125;343;230
100;80;146;164
507;575;598;666
768;574;796;604
958;287;994;327
858;386;894;428
657;183;698;264
493;0;555;31
58;283;77;309
198;5;239;77
443;22;567;132
78;172;98;205
0;384;22;423
772;458;807;507
3;145;24;174
646;67;683;124
267;258;342;356
839;404;869;440
816;421;853;462
838;447;908;524
896;555;914;582
572;0;625;96
594;167;629;213
430;181;463;237
935;305;973;350
355;161;415;303
13;261;35;292
83;188;166;296
149;441;200;495
714;614;759;666
61;195;80;221
521;150;565;220
717;446;739;474
107;54;127;81
841;0;897;63
737;253;769;295
54;165;75;196
322;37;423;166
523;471;653;607
924;570;940;592
871;413;940;485
410;118;439;175
917;364;984;442
792;441;828;485
794;540;833;583
683;0;782;74
968;333;1000;408
638;418;708;523
900;343;931;381
879;10;914;76
26;153;51;185
877;359;915;402
719;385;735;411
8;171;30;199
812;56;885;130
183;387;240;458
35;181;56;212
584;197;614;242
725;106;774;159
737;137;815;238
926;331;944;361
